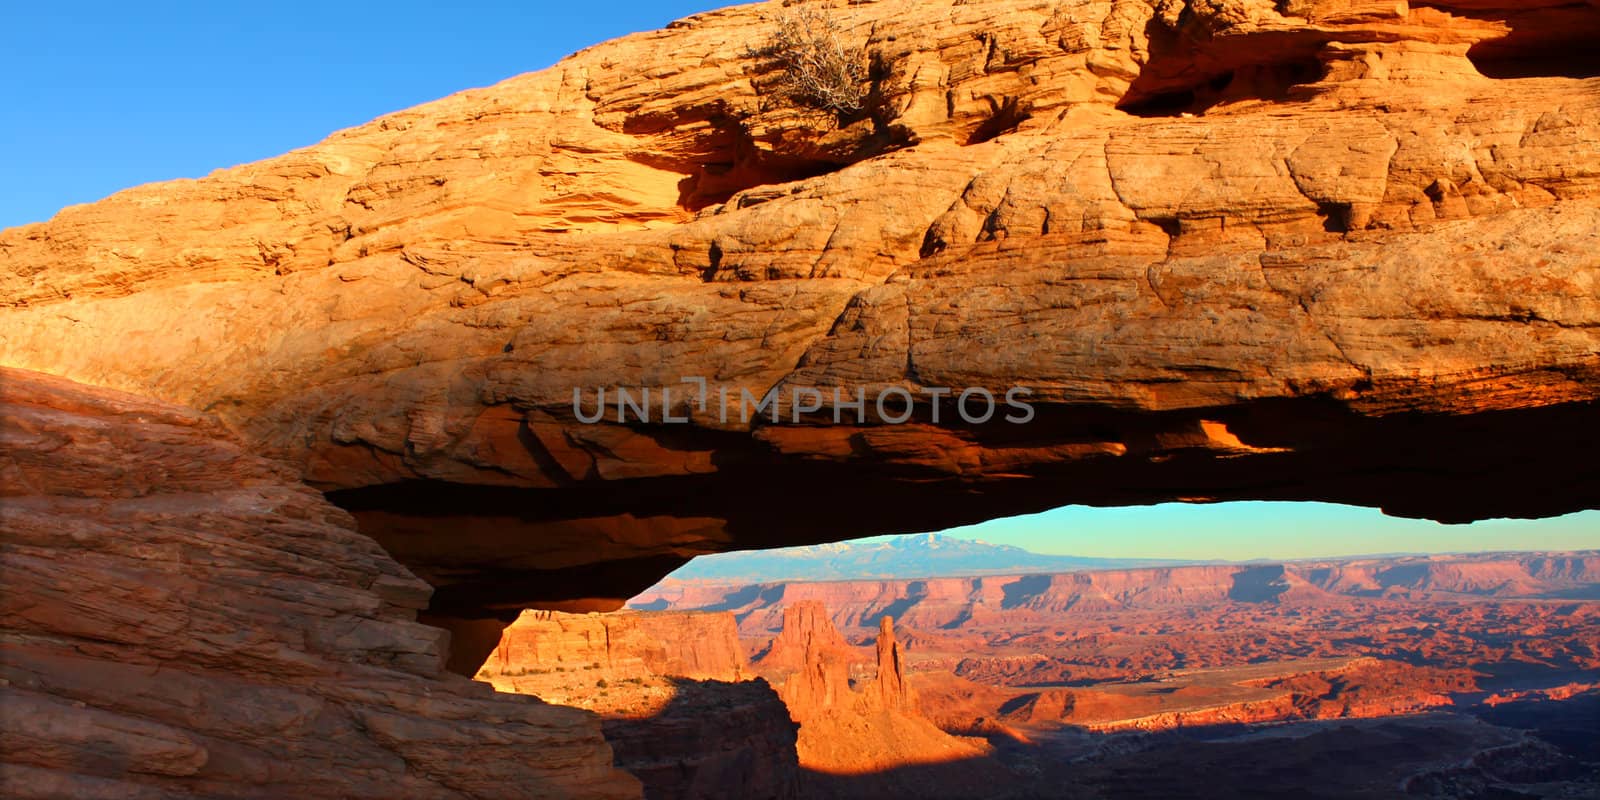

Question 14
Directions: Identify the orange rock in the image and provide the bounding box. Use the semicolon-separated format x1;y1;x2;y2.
873;615;913;710
0;368;638;799
478;608;747;690
6;2;1598;794
2;0;1599;644
472;608;799;799
754;603;999;796
755;600;858;678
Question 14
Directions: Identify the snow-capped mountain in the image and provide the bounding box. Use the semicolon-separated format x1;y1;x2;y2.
659;533;1188;582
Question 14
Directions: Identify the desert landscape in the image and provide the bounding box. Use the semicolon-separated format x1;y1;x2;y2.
4;0;1599;796
449;541;1600;798
611;544;1600;797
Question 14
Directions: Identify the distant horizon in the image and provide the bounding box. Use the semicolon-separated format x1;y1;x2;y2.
657;503;1600;569
921;502;1600;562
736;529;1600;564
644;525;1600;592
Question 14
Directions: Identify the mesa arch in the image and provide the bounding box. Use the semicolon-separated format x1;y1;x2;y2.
3;0;1599;679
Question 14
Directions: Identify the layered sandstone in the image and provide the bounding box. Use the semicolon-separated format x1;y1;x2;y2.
976;657;1477;733
479;609;747;693
754;600;861;677
1;0;1596;627
0;368;638;799
475;609;798;800
5;2;1598;796
872;616;912;710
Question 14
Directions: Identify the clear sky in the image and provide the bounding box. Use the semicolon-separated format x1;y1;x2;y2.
7;2;1597;560
932;503;1600;561
3;0;731;228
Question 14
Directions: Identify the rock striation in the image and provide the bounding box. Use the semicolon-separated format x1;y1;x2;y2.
480;609;747;687
984;657;1475;733
872;616;912;710
754;600;860;678
0;367;638;799
1;0;1597;627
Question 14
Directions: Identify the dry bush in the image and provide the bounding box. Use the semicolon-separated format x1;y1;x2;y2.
756;5;869;115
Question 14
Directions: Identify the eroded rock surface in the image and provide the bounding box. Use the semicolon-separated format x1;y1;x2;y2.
2;0;1597;620
477;609;799;800
480;609;748;688
0;368;638;799
751;602;1001;797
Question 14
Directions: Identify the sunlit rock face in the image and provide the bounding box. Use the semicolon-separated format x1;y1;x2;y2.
478;609;749;690
754;603;1005;798
4;0;1599;625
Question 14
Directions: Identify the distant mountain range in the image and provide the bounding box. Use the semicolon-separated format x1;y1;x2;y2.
634;550;1600;624
653;533;1191;584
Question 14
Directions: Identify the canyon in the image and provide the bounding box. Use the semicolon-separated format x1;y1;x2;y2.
472;603;999;799
633;555;1600;796
640;554;1600;725
471;553;1600;797
3;0;1599;796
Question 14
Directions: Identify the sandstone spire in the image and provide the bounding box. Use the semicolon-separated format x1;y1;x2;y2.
875;615;912;709
772;601;853;713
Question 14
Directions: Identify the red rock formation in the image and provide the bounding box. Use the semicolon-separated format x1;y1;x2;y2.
634;612;750;681
4;1;1598;795
753;604;1000;797
475;608;797;800
0;368;638;799
1482;682;1600;706
1;0;1596;626
919;655;1481;736
773;607;858;718
755;600;859;679
479;609;747;696
983;658;1476;733
661;560;1599;752
873;616;912;710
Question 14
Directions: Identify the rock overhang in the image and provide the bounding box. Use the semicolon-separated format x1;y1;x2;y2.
2;0;1598;626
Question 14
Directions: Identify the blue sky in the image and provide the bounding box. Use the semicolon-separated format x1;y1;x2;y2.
933;503;1600;561
7;2;1596;559
3;0;730;227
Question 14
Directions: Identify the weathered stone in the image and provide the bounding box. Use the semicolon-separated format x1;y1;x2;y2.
0;368;639;799
477;609;798;800
1;0;1597;632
